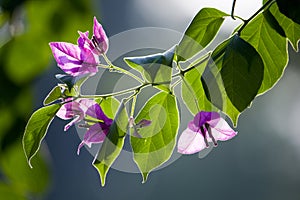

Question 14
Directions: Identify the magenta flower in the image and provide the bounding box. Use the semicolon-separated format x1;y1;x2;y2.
56;99;97;131
49;41;99;77
78;17;109;55
177;111;237;154
77;103;113;155
129;116;152;138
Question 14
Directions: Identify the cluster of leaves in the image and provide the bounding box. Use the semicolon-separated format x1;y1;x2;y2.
22;0;300;187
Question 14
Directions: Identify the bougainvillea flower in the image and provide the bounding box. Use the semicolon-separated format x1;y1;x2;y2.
129;117;152;138
178;111;237;154
49;42;99;76
92;16;109;54
77;103;113;155
56;99;98;131
77;17;109;55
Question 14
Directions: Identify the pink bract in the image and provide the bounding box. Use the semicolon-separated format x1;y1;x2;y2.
49;42;99;76
178;111;237;154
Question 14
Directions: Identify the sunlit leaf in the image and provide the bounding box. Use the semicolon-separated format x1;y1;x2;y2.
240;11;288;94
43;86;62;105
93;101;128;186
124;46;175;91
269;2;300;51
175;8;229;62
131;92;179;182
181;54;217;114
22;104;61;168
98;97;120;119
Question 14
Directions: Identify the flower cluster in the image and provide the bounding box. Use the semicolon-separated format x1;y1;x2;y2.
49;17;108;76
56;98;112;155
49;17;113;154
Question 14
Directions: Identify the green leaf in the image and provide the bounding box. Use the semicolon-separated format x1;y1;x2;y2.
201;39;240;123
124;46;175;92
43;86;61;105
203;35;264;125
93;101;128;186
276;0;300;24
22;104;61;168
175;8;229;62
55;74;76;91
55;74;88;94
181;54;217;115
218;34;264;112
98;97;120;119
240;11;288;94
269;2;300;51
130;92;179;182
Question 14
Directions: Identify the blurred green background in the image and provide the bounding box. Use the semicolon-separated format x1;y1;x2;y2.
0;0;300;199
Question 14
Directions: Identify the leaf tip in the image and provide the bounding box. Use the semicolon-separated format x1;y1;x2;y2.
142;172;149;184
100;177;106;187
28;158;34;169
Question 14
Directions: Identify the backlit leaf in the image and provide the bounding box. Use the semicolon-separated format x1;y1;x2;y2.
131;92;179;182
93;101;128;186
240;11;288;94
124;46;175;91
43;86;61;105
181;54;217;114
219;34;264;112
269;2;300;51
175;8;229;62
22;104;61;168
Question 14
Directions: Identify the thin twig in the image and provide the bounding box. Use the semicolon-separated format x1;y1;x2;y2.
231;0;237;20
237;0;275;35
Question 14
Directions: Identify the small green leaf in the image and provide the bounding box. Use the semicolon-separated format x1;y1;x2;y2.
93;101;128;186
124;46;175;91
55;74;76;90
269;2;300;51
55;74;88;93
22;104;61;168
176;8;229;62
181;54;217;114
43;86;61;105
219;34;264;112
98;97;120;119
130;92;179;182
276;0;300;24
240;11;288;94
